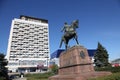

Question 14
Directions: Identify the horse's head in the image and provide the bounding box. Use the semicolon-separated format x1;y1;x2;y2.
72;20;79;28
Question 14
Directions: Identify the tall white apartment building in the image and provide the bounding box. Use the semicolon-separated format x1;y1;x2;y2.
6;15;50;72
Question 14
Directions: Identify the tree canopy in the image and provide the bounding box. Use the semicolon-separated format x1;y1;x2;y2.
94;42;109;67
0;53;9;80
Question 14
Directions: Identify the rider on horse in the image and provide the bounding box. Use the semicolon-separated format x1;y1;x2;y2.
61;21;78;36
61;22;70;33
60;20;79;49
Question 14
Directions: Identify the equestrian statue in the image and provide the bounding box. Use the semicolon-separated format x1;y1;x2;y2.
59;20;79;49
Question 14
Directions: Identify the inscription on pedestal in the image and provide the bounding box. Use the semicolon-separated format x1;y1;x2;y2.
80;51;85;59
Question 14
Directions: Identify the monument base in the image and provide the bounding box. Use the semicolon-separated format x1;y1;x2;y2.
49;45;111;80
49;71;111;80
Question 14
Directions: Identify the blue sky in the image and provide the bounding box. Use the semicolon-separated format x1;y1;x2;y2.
0;0;120;61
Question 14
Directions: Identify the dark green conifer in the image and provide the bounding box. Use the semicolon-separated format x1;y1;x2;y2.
94;42;109;67
0;53;9;80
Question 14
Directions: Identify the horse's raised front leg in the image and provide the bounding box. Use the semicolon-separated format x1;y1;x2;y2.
75;38;79;45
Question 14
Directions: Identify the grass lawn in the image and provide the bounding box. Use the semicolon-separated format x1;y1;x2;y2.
89;72;120;80
25;72;120;80
25;72;54;80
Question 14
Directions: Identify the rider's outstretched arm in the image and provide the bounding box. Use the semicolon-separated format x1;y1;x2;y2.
61;26;65;32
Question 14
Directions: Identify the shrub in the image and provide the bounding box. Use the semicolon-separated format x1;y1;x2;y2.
0;77;6;80
50;64;58;74
95;66;120;73
89;72;120;80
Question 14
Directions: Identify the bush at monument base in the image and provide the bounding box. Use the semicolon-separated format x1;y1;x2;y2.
95;66;120;73
89;72;120;80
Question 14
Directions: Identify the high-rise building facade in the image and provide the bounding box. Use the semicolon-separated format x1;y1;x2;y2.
6;15;50;72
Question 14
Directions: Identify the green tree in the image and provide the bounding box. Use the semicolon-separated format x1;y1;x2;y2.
94;42;109;67
0;53;9;80
51;64;58;74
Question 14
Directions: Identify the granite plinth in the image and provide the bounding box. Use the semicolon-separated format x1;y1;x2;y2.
49;45;111;80
59;46;94;75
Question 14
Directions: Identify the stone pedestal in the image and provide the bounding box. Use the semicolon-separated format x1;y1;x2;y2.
49;45;111;80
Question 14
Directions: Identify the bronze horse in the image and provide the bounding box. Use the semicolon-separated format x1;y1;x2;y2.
59;20;79;49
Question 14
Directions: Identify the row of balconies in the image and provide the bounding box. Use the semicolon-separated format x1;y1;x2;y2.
10;51;48;55
12;32;47;37
11;43;47;48
11;39;48;46
10;48;49;52
13;26;46;32
11;47;44;50
12;35;48;40
13;27;47;32
10;56;48;59
12;37;46;42
11;42;48;47
14;22;45;28
12;48;48;52
10;54;48;58
9;53;47;59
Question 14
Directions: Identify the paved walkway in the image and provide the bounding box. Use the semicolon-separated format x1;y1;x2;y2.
13;77;27;80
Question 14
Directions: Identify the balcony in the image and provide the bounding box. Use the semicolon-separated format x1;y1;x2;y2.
13;26;19;29
10;50;17;52
11;44;17;47
13;30;18;33
12;39;18;42
29;38;34;41
17;37;23;40
19;28;24;31
18;33;24;36
22;40;28;43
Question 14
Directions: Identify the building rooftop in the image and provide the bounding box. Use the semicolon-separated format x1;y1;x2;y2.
20;15;48;23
